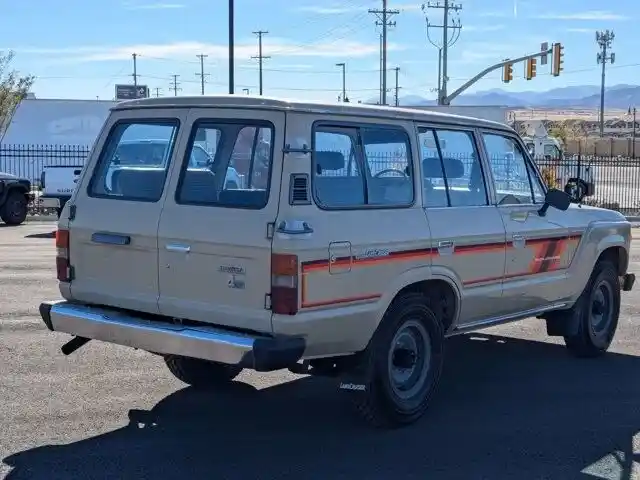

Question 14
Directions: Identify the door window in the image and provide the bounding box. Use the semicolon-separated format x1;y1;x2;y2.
176;121;273;209
418;127;488;207
481;132;546;205
88;120;179;202
312;125;414;208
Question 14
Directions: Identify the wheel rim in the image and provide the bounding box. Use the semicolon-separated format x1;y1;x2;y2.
387;319;431;401
589;280;614;335
9;198;24;219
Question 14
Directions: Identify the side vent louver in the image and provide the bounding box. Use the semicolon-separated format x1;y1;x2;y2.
289;173;311;205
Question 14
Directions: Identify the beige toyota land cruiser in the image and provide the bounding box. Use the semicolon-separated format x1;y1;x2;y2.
39;96;635;428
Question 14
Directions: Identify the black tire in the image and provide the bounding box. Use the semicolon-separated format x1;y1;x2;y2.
0;190;28;226
164;355;242;388
347;292;445;428
563;260;620;358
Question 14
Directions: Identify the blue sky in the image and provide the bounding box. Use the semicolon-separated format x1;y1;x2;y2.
2;0;636;102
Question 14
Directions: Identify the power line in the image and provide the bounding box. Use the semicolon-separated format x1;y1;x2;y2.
422;1;462;104
169;74;182;96
195;54;209;95
252;31;271;95
369;0;399;105
154;87;162;98
596;30;615;137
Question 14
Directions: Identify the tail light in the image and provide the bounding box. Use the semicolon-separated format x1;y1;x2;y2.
55;229;71;282
271;253;298;315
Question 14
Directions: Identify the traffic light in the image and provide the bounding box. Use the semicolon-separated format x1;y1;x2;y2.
525;58;537;80
552;43;564;76
502;62;513;83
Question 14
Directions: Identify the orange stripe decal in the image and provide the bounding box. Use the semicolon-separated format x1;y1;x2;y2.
299;234;583;307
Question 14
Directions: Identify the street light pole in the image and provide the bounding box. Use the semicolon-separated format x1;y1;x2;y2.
228;0;234;94
629;106;637;158
336;63;347;102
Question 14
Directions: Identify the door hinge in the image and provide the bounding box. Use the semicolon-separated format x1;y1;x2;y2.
264;293;272;310
266;222;275;240
68;204;76;221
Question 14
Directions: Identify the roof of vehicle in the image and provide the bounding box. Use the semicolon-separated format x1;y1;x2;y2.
112;95;513;132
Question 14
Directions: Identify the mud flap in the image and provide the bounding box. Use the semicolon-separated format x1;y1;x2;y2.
337;355;371;398
546;301;584;337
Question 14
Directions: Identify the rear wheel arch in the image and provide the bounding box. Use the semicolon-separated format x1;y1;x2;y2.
381;278;459;334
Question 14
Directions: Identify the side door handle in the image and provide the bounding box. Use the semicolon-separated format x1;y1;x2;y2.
437;240;455;255
165;243;191;253
512;234;526;248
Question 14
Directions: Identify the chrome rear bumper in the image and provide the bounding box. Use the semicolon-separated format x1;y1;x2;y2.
39;301;305;372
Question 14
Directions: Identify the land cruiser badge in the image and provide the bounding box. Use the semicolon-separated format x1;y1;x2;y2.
219;265;246;289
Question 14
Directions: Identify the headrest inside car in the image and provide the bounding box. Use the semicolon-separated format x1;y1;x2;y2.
315;151;345;172
422;156;465;179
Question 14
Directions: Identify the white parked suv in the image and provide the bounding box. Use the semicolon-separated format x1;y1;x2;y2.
39;96;635;428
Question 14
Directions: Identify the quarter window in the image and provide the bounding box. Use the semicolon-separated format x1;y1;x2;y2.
312;125;413;208
482;132;545;205
88;120;179;202
176;121;273;209
418;127;488;207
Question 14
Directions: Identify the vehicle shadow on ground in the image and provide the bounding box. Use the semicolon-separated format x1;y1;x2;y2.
23;231;56;239
4;334;640;480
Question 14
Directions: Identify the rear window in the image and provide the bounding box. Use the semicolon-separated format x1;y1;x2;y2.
88;120;179;202
175;120;273;209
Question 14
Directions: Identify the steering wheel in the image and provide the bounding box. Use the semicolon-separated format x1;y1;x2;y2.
374;168;408;178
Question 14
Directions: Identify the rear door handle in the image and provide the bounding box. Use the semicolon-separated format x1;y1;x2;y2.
512;234;526;247
165;243;191;253
437;240;455;255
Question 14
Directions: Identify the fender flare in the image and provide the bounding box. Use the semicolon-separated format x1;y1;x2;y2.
373;265;463;331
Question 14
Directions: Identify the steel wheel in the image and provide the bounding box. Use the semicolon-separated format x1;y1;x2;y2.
387;319;431;404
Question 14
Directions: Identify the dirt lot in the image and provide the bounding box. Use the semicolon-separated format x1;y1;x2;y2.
1;222;640;479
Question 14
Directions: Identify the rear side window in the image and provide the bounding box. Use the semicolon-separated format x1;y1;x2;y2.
176;121;273;209
88;120;179;202
312;124;414;209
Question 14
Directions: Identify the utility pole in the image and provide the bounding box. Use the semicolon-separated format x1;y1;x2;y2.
251;31;270;95
132;53;139;88
229;0;234;94
336;63;347;102
369;1;399;105
195;54;209;95
629;106;637;158
596;30;615;137
379;34;383;104
169;75;181;96
422;2;461;104
393;67;400;106
154;87;162;98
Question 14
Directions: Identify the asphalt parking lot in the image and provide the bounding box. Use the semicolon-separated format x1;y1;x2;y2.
1;222;640;480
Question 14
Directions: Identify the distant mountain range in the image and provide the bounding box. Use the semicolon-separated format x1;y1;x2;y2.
388;84;640;109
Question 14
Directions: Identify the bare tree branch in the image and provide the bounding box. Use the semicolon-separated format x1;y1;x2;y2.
0;51;35;143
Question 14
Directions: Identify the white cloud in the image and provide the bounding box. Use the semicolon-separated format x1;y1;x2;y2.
464;25;506;32
15;40;402;63
567;28;594;33
122;2;185;9
535;10;628;21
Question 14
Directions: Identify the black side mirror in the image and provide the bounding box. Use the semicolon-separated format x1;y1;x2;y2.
538;188;571;217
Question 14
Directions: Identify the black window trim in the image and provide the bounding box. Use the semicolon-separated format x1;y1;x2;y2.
311;120;416;211
479;128;547;206
174;118;275;210
87;118;181;203
418;125;490;208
